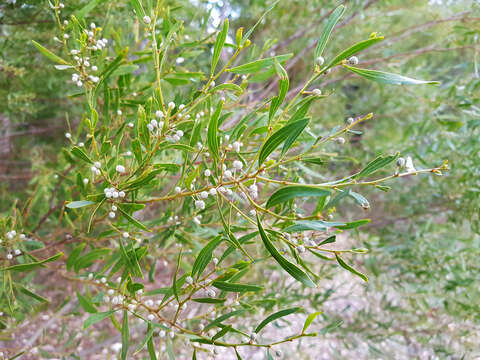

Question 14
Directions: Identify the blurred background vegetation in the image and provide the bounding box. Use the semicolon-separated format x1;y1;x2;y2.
1;0;479;358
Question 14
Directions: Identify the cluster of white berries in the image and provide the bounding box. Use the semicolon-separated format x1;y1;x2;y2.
193;215;202;225
115;164;126;174
104;186;126;200
195;199;206;210
248;183;258;199
397;156;416;173
316;56;325;66
223;135;243;153
169;128;184;142
90;161;102;176
2;231;27;260
347;56;359;65
147;118;163;133
334;137;346;145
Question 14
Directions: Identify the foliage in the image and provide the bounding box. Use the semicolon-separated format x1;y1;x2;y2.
0;0;478;359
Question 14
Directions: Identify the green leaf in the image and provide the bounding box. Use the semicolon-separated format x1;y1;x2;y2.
355;153;399;178
287;97;314;124
117;205;150;231
349;191;370;208
77;291;98;313
314;5;346;60
326;36;384;70
74;248;110;272
66;200;96;209
266;186;330;208
319;235;336;246
160;143;195;152
121;310;129;360
17;285;49;303
32;40;68;65
211;19;229;74
131;139;142;163
302;311;322;333
205;309;246;331
284;220;345;232
130;0;146;22
1;252;63;272
111;64;139;77
210;83;243;94
228;54;293;74
259;118;309;165
269;60;289;121
212;281;264;293
212;325;232;341
137;105;150;149
121;169;164;190
255;307;301;333
147;322;157;360
192;297;227;304
336;219;370;230
192;236;223;279
344;65;440;85
71;146;93;164
75;0;105;19
242;0;280;44
172;250;182;303
83;310;116;329
207;100;223;161
135;323;155;355
335;254;368;282
257;216;316;288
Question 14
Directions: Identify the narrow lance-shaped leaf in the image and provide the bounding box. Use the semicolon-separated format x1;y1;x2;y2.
121;310;129;360
336;219;370;230
314;5;346;60
211;281;264;293
335;253;368;282
76;291;98;313
269;60;289;121
228;54;293;74
71;146;94;164
207;100;224;161
172;249;182;302
266;185;330;208
83;310;117;329
242;0;280;44
302;311;322;333
32;40;68;65
284;220;345;233
255;307;301;333
130;0;146;22
211;19;229;75
117;205;150;231
259;118;309;165
257;216;316;288
212;325;232;341
344;64;440;85
17;285;49;303
134;323;155;355
355;153;399;178
325;36;384;70
66;200;96;209
192;236;223;279
348;191;370;209
2;252;63;272
75;0;104;20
